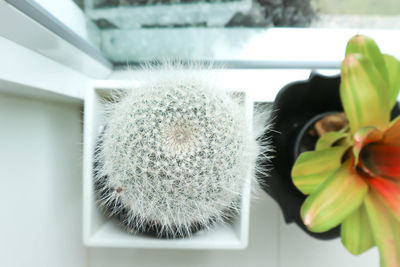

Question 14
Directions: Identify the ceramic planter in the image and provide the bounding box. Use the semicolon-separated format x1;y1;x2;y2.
83;80;253;249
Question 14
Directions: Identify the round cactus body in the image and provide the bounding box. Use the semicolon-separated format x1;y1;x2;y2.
94;69;262;238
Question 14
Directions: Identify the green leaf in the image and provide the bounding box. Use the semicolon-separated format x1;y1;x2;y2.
345;35;388;82
341;205;375;255
340;54;390;134
365;191;400;267
300;159;368;233
293;169;337;196
292;146;349;194
383;54;400;109
316;131;349;151
352;126;383;165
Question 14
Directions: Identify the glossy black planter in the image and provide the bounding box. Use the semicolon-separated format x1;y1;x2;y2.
259;73;400;240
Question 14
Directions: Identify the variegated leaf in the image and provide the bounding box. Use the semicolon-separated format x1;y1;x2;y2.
292;146;349;194
300;159;368;233
365;191;400;267
340;54;390;134
341;205;375;255
345;35;388;81
316;131;349;151
383;54;400;109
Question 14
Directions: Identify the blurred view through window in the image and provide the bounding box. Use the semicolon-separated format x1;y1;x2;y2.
72;0;400;63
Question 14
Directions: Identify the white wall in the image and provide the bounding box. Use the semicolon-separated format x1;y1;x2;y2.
0;92;86;267
32;0;100;47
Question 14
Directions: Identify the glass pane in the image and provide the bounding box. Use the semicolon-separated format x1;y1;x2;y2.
312;0;400;28
69;0;400;63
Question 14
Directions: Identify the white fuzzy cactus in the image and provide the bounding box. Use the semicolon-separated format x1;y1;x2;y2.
94;65;270;238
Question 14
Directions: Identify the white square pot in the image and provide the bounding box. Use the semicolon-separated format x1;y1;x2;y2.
83;79;253;249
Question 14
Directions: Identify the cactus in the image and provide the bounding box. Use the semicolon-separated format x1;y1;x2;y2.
94;65;271;238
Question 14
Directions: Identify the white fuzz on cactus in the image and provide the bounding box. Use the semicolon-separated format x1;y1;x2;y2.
94;64;270;238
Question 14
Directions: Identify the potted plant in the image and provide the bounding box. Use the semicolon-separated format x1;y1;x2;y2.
289;35;400;266
83;65;267;249
261;34;400;265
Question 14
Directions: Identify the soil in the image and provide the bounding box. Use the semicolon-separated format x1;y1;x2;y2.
312;112;347;137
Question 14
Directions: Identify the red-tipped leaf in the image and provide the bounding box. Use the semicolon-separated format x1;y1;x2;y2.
340;54;390;134
345;35;388;82
382;116;400;145
361;143;400;179
368;177;400;222
353;126;383;165
365;191;400;267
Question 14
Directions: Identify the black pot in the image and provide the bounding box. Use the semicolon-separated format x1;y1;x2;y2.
259;72;400;240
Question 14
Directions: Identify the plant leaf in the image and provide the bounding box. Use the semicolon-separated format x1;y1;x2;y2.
383;54;400;109
382;116;400;145
293;169;337;196
341;205;375;255
340;54;390;134
368;177;400;221
292;146;349;194
345;35;388;82
365;191;400;267
353;126;383;165
300;159;368;233
316;131;349;151
361;143;400;179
